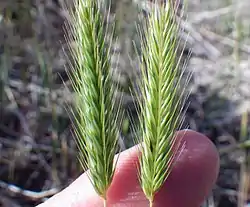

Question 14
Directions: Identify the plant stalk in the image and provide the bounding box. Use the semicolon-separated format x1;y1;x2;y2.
149;198;153;207
104;198;107;207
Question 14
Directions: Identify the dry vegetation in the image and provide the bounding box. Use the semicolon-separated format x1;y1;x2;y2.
0;0;250;206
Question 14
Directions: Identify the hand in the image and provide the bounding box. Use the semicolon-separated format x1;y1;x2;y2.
37;130;219;207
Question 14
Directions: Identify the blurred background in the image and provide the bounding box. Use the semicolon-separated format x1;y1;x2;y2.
0;0;250;206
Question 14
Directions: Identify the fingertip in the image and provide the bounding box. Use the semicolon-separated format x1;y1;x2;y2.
108;130;220;207
154;130;220;207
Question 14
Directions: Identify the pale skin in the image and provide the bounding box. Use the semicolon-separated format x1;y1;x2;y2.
37;130;220;207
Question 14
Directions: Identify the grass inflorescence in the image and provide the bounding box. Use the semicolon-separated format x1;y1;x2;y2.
65;0;188;206
137;1;188;206
65;0;122;205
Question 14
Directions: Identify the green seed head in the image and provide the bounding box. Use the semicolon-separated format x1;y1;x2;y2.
137;1;189;203
65;0;121;199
